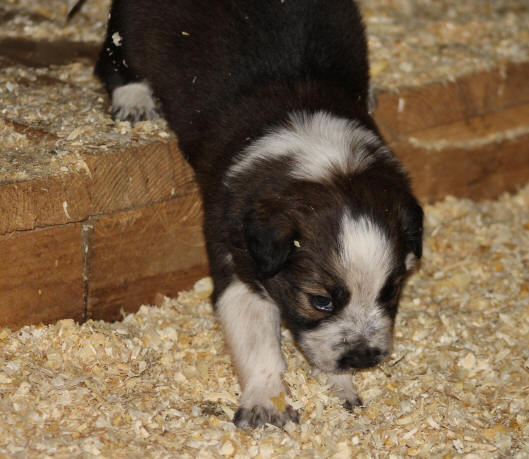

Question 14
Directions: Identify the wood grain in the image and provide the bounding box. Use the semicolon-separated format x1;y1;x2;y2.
0;224;84;328
374;61;529;143
401;103;529;144
389;98;529;202
86;193;208;321
82;141;196;215
394;142;529;204
0;141;197;234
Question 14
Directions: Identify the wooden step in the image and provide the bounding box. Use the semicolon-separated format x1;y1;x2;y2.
1;49;528;329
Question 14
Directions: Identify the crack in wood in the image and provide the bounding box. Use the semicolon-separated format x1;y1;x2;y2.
81;220;94;322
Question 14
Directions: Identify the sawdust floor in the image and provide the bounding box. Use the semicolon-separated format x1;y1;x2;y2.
1;184;528;458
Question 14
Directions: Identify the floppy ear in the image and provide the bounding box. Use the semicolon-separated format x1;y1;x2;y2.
243;201;295;279
401;197;424;270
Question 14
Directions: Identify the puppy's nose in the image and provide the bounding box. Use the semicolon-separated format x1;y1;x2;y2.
338;345;383;370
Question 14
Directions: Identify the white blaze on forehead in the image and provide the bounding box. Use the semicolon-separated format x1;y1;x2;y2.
227;111;385;182
337;214;393;300
337;212;393;345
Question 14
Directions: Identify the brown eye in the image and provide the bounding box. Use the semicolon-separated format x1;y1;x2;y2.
310;295;334;312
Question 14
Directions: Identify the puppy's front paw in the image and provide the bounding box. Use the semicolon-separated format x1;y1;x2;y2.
325;372;363;412
233;404;299;428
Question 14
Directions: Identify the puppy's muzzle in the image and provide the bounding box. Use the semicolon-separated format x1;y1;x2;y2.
338;343;386;370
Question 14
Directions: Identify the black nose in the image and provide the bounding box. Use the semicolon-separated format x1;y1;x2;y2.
338;345;384;370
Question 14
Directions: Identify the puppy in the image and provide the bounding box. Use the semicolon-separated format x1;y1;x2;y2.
95;0;423;428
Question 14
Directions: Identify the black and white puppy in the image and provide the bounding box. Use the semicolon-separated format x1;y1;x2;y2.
95;0;423;428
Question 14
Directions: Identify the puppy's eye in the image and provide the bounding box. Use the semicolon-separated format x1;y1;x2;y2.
310;295;334;312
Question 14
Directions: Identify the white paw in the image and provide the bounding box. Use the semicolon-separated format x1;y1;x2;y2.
235;384;299;428
233;403;299;428
326;372;364;410
111;82;158;123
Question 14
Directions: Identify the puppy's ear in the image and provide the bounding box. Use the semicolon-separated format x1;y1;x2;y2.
243;201;295;279
401;197;424;270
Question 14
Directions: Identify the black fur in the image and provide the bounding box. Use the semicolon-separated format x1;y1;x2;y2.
95;0;372;169
243;205;296;280
94;0;386;302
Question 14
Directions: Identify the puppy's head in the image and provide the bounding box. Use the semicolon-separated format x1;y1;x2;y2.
244;186;422;373
230;112;423;373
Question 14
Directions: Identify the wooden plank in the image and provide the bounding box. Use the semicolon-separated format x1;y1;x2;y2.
391;100;529;202
0;224;84;329
0;141;196;234
1;61;529;329
502;61;529;108
0;37;99;68
88;266;209;322
374;61;529;143
402;103;529;144
1;62;528;236
82;140;196;215
0;174;92;235
394;134;529;203
86;193;208;321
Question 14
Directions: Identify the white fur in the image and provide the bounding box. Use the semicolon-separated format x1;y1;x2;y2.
338;214;394;300
325;372;361;405
227;111;388;182
298;214;394;372
111;82;157;121
216;277;286;408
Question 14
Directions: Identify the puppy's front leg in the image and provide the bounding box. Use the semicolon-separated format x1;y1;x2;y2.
326;373;363;411
217;278;299;427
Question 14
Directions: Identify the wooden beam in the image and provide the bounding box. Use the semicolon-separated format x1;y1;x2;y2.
0;141;195;235
0;224;84;328
1;61;529;329
392;103;529;202
374;61;529;143
86;194;208;321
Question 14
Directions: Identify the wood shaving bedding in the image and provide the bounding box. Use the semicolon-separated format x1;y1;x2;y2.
360;0;529;90
1;185;528;458
0;63;171;183
0;0;110;43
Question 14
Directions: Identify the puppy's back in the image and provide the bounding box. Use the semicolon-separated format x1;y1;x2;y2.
113;2;369;123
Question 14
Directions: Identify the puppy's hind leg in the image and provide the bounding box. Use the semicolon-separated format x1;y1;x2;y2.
94;8;157;124
110;82;158;124
217;278;299;428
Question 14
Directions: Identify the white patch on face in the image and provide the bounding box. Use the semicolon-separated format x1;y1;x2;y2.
338;214;393;300
298;214;395;372
227;111;389;183
111;82;157;122
216;277;286;408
